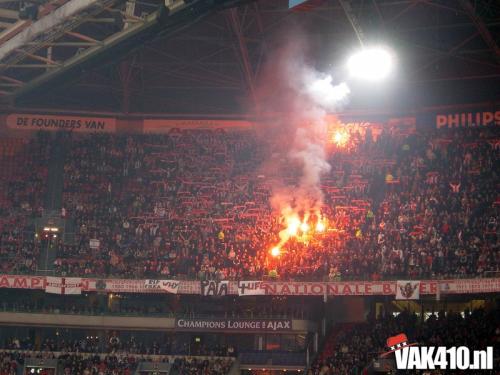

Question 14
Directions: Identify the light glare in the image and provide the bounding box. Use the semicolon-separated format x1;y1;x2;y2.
287;217;300;236
316;221;325;232
347;47;394;81
333;130;349;147
300;222;310;233
271;246;281;257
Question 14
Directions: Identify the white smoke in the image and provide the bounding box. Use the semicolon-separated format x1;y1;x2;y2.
270;64;349;245
254;36;350;248
303;72;350;109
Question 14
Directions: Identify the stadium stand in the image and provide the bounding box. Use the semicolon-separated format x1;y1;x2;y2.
0;133;50;275
1;1;499;375
0;125;500;375
0;350;234;375
0;124;498;375
42;126;499;280
2;332;234;357
0;125;496;280
0;351;19;375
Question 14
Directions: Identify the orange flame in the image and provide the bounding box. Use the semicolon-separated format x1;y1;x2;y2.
332;130;349;147
270;246;281;257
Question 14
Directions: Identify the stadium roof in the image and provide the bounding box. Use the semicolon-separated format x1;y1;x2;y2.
0;0;499;115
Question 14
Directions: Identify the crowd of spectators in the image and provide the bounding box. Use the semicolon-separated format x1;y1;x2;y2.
0;350;233;375
0;350;140;375
57;131;268;279
0;292;309;320
0;132;50;275
3;333;235;358
0;300;170;317
0;125;498;281
311;306;500;375
171;357;233;375
0;351;19;375
52;126;499;280
59;353;137;375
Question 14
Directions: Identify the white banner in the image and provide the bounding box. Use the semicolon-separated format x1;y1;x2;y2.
201;280;229;296
396;280;420;300
90;279;151;293
159;280;180;294
45;277;82;295
1;275;499;296
144;279;180;294
238;281;266;296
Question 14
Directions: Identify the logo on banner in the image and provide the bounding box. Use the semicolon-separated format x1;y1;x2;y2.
201;280;228;296
45;277;82;295
436;110;500;129
384;333;493;370
238;281;265;296
396;280;420;300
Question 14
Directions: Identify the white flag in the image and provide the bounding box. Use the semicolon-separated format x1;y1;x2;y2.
45;277;82;295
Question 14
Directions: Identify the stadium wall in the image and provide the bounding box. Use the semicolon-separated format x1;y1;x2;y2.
326;297;366;323
0;312;315;333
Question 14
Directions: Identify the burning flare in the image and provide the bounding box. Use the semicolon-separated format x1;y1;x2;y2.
300;221;310;233
316;220;325;232
333;129;349;147
270;246;281;257
256;36;350;265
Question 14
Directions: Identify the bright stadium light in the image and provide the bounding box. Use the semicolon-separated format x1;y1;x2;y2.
347;47;394;81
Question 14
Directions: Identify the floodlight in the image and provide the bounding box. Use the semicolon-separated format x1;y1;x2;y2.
347;47;394;81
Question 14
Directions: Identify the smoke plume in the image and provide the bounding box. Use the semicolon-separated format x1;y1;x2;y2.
254;34;350;246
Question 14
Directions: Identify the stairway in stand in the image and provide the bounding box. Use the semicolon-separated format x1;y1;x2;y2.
44;133;66;210
36;133;69;274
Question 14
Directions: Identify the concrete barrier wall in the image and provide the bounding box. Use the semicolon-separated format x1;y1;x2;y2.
0;312;316;333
